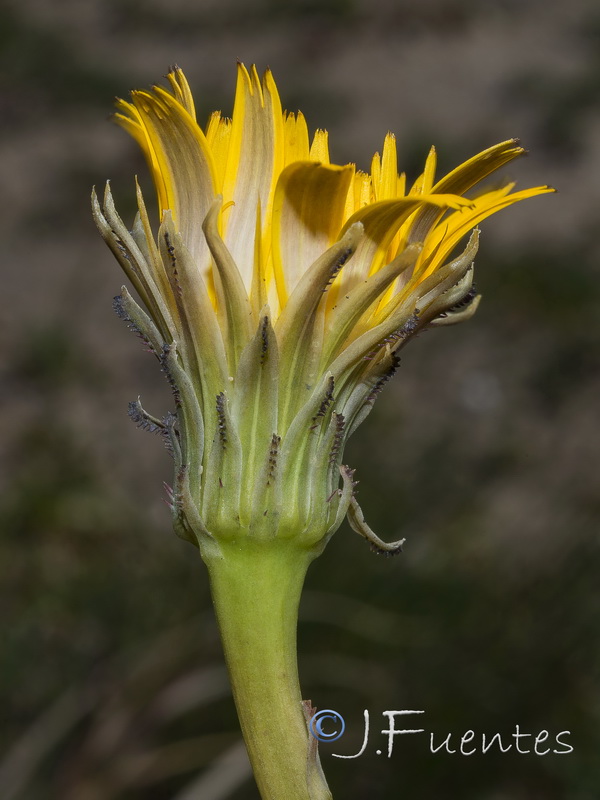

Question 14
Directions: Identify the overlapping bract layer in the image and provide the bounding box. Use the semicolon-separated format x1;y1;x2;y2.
94;65;552;554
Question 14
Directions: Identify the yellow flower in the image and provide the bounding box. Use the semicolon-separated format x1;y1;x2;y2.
93;65;554;800
93;64;552;554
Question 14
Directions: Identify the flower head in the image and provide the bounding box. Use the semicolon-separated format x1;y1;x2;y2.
93;64;552;558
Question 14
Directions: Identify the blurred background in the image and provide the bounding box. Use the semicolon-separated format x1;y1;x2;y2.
1;0;599;797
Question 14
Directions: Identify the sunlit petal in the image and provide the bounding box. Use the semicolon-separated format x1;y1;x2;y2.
221;64;284;288
272;161;354;301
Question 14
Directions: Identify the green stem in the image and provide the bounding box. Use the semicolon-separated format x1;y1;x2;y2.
204;539;332;800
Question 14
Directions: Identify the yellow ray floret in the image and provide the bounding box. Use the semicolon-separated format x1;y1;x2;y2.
112;64;553;329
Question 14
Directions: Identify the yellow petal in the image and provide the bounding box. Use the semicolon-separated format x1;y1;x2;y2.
419;185;555;278
408;139;526;244
309;129;330;164
283;112;310;166
336;193;473;299
345;170;372;220
272;161;354;302
433;139;525;195
166;66;197;119
131;86;217;272
372;133;398;201
114;100;167;213
221;64;284;289
397;172;406;197
205;112;232;192
410;146;437;195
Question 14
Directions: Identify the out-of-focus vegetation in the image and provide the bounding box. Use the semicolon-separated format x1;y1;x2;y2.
1;0;599;797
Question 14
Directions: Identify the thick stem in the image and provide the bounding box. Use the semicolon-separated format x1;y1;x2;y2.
204;539;332;800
